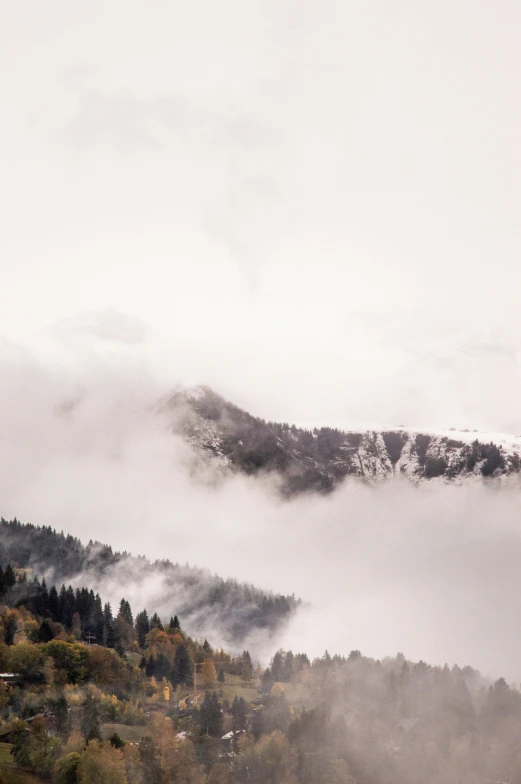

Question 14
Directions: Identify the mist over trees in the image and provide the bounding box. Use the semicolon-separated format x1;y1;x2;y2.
0;518;299;648
1;554;521;784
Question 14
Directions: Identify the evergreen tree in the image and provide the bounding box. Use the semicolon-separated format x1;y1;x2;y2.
62;586;75;627
114;640;125;657
154;653;171;680
92;594;104;644
171;643;193;688
108;732;125;749
4;614;17;645
3;564;15;594
103;603;117;648
50;695;70;736
241;650;253;681
115;598;134;648
198;692;224;737
145;656;156;678
262;667;274;692
48;585;59;620
149;612;163;631
81;693;101;742
271;651;284;682
135;610;150;647
118;598;133;626
283;650;294;682
232;696;247;730
58;585;67;625
138;736;163;784
38;619;55;643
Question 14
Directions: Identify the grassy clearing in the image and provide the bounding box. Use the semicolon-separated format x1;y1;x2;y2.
209;675;260;705
207;675;310;710
100;723;149;743
0;745;13;765
0;766;46;784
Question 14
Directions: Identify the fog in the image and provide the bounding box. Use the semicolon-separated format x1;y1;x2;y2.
2;335;521;681
3;0;521;431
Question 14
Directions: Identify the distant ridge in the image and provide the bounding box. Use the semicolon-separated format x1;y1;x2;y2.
161;385;521;494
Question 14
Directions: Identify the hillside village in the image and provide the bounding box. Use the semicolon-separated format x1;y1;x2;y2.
0;543;519;784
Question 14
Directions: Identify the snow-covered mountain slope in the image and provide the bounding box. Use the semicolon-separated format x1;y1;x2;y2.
158;386;521;494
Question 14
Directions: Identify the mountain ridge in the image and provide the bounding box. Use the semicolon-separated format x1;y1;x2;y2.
161;385;521;494
0;518;299;649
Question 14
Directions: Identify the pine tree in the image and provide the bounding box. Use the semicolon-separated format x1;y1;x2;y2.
171;643;193;688
232;696;247;730
3;564;15;592
58;585;67;625
155;653;171;680
146;656;156;678
118;598;133;626
271;651;284;682
262;667;274;692
283;650;294;682
135;610;150;647
92;594;104;644
198;692;224;737
138;736;163;784
38;619;55;643
48;585;59;620
81;693;101;742
103;603;117;648
108;733;125;749
149;612;163;631
241;650;253;681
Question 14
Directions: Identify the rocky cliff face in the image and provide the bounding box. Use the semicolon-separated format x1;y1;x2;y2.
159;386;521;494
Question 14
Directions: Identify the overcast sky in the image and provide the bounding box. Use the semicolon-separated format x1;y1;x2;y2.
2;0;521;428
4;2;521;677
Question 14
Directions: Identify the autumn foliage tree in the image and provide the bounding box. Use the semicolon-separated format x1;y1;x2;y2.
77;740;128;784
200;658;217;686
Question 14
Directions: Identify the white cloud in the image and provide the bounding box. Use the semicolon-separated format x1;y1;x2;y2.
2;338;521;678
1;0;521;429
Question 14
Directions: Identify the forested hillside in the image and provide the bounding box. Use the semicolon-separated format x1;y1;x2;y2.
0;519;299;648
0;560;518;783
162;386;521;494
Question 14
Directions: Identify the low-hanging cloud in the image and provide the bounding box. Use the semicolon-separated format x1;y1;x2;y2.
2;337;521;681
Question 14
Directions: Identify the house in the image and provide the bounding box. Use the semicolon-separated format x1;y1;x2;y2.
0;712;57;743
0;673;19;685
217;730;244;761
220;729;245;752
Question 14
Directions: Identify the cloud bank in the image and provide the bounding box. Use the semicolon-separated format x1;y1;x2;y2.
2;333;521;680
